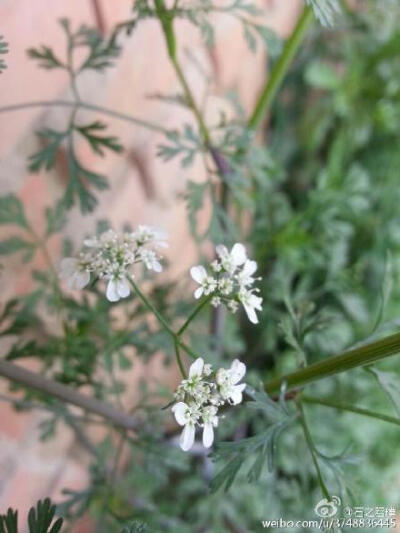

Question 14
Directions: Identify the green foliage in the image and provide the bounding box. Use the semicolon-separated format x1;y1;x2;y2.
241;21;282;56
0;194;29;229
120;522;148;533
28;129;67;172
26;46;65;70
28;499;63;533
367;367;400;416
305;0;341;27
76;121;124;156
28;19;120;73
27;20;123;214
0;35;9;74
45;204;68;237
0;196;36;261
72;25;120;72
304;59;341;89
0;237;35;262
185;180;209;242
211;388;296;492
65;147;109;213
122;0;281;53
1;1;400;531
157;126;202;167
179;0;281;53
0;499;63;533
0;508;17;533
28;122;121;213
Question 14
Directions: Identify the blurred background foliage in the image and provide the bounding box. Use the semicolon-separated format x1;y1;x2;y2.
170;1;400;530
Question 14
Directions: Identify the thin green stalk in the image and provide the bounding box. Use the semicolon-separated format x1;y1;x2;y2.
0;100;169;133
265;331;400;395
174;339;187;379
66;32;80;103
128;277;200;362
155;0;235;356
177;295;212;336
302;395;400;427
297;398;331;500
154;0;177;60
128;277;175;336
171;56;210;143
154;0;211;145
26;227;66;325
178;339;200;361
247;6;314;130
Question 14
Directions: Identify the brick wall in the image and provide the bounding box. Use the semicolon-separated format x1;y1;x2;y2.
0;0;301;529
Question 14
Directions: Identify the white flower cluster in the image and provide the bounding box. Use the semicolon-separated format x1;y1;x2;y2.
59;226;167;302
172;357;246;451
190;243;263;324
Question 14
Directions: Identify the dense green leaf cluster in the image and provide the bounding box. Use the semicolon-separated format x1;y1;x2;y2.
0;499;63;533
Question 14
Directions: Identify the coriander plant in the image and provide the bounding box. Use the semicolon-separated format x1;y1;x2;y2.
1;0;400;531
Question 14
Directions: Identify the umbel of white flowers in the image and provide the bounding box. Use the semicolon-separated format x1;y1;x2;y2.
172;357;246;451
190;243;263;324
59;226;167;302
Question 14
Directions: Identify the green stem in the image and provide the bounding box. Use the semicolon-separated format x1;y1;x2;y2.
66;33;80;103
302;395;400;427
154;0;211;145
177;339;200;361
177;295;212;336
154;0;177;60
297;398;331;500
247;6;314;131
129;277;175;336
265;331;400;395
27;227;66;325
174;339;187;379
171;56;210;143
128;277;200;362
0;100;169;133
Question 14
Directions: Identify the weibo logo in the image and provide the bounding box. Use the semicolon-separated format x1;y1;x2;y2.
314;496;341;518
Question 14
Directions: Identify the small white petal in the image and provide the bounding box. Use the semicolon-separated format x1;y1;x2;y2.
106;280;120;302
230;383;246;405
83;237;98;247
215;244;227;258
231;243;247;266
59;258;78;279
172;402;188;426
243;303;258;324
215;368;226;386
242;259;257;278
189;357;204;378
73;271;90;290
117;278;130;298
194;287;204;299
190;265;207;284
180;424;195;451
250;294;263;310
100;229;117;243
153;260;163;273
203;423;214;448
230;359;246;384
